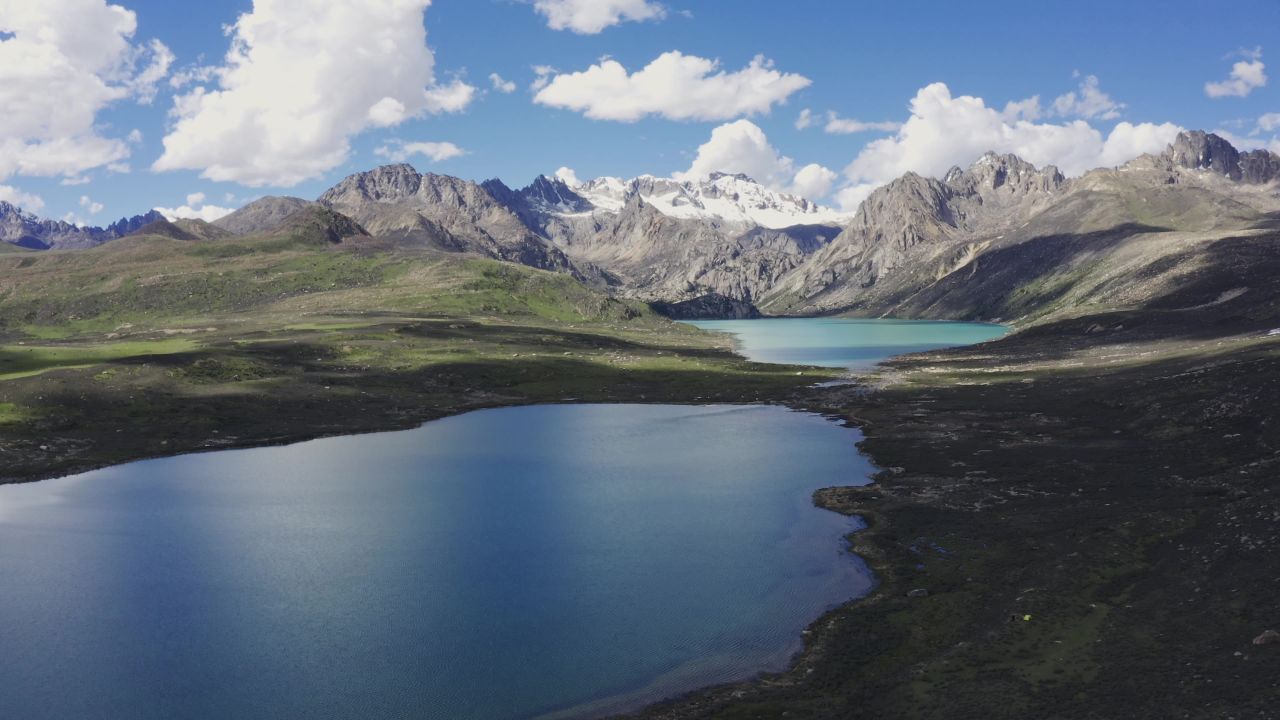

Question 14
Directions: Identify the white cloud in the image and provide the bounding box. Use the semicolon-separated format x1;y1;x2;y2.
0;185;45;212
676;119;837;200
1051;74;1123;120
791;163;838;199
1002;96;1042;122
532;0;665;34
0;0;172;181
1002;75;1124;123
489;73;517;94
837;83;1182;210
1206;49;1267;98
1256;113;1280;133
155;191;235;223
795;108;814;130
154;0;476;187
823;112;900;135
531;65;556;92
60;176;92;186
554;166;582;186
155;204;236;223
79;195;104;215
374;141;467;164
534;51;810;122
1213;128;1280;154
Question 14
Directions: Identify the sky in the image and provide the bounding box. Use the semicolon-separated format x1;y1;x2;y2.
1;0;1278;225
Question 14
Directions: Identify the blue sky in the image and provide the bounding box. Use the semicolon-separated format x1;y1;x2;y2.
3;0;1279;224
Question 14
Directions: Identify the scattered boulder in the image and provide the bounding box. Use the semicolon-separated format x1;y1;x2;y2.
907;588;930;599
1253;630;1280;646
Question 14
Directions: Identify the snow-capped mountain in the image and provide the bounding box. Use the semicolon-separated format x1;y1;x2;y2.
560;172;851;229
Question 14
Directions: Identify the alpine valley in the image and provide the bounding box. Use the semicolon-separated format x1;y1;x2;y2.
3;130;1280;720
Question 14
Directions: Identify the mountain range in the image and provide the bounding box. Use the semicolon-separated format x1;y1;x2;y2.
5;130;1279;323
0;204;165;250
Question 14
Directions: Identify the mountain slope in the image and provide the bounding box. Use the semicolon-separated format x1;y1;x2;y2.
763;133;1280;324
317;164;579;274
484;173;844;305
212;197;314;235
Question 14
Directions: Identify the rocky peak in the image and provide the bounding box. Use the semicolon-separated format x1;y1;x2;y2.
521;175;591;213
0;200;37;220
946;153;1065;196
1159;130;1280;185
105;210;165;237
319;163;423;205
1164;131;1243;179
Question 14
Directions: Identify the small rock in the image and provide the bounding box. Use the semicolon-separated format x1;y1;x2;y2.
1253;630;1280;646
907;588;929;598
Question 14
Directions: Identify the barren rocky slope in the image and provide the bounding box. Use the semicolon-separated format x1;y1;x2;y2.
764;131;1280;323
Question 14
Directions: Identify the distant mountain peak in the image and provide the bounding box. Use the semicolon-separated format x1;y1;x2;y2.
1;204;164;251
1160;130;1280;184
532;171;849;229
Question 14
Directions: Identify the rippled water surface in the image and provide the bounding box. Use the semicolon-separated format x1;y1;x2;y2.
0;404;873;720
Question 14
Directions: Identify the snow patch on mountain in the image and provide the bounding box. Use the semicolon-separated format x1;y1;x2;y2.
563;172;851;229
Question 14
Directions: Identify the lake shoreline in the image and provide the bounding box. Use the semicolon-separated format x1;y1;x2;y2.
0;318;986;720
624;314;1280;718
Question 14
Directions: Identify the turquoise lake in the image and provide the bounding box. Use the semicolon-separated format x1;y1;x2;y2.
686;317;1007;368
0;319;1004;719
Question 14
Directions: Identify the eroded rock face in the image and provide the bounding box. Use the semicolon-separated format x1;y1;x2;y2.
1161;130;1280;184
318;165;577;273
761;132;1280;320
764;154;1066;315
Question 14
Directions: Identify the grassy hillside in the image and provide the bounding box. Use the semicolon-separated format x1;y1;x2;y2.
0;233;832;483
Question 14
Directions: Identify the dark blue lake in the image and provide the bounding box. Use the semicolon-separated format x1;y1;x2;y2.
0;404;874;720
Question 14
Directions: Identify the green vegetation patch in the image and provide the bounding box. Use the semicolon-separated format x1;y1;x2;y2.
0;339;200;381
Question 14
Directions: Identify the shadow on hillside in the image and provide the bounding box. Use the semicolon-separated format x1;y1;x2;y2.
894;222;1170;320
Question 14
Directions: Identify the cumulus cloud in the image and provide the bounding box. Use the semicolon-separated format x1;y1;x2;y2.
795;108;814;130
489;73;517;94
676;119;838;200
1206;48;1267;98
837;83;1182;210
1255;113;1280;133
791;163;838;199
534;51;810;122
374;140;467;163
0;0;172;182
0;185;45;212
532;0;666;34
155;191;235;222
554;166;582;186
154;0;475;187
